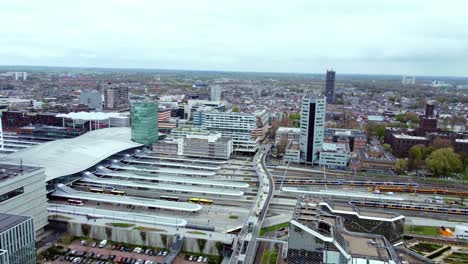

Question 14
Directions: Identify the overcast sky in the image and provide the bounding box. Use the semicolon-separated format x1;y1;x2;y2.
1;0;467;76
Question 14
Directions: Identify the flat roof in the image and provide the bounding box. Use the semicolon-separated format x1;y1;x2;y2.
48;204;187;227
0;163;40;182
0;213;31;233
52;184;201;212
2;128;142;181
393;134;427;140
81;173;244;197
110;163;216;176
277;127;300;133
282;187;403;201
134;154;228;164
95;167;248;189
124;158;221;170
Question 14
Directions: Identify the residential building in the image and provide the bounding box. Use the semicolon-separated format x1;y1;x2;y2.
288;197;403;264
210;85;222;101
130;101;158;146
275;127;300;145
79;91;102;110
319;142;349;169
194;109;269;153
0;213;36;264
325;70;336;104
0;164;48;235
357;146;397;171
153;132;233;160
104;85;129;110
299;95;326;164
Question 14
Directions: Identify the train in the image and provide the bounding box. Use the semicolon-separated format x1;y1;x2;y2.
275;179;419;187
373;186;468;196
159;196;214;205
349;200;468;215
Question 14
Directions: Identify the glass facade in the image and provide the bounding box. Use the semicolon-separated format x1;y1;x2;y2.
0;215;36;264
130;101;158;146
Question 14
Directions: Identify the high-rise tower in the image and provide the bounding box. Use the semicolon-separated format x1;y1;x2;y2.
299;95;326;164
130;101;158;146
325;70;336;104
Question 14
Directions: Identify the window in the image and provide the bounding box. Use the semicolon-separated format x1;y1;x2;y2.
0;187;24;203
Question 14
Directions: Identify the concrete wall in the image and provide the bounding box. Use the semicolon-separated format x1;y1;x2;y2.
67;222;225;255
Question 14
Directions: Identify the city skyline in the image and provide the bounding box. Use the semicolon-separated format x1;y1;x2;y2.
1;0;468;76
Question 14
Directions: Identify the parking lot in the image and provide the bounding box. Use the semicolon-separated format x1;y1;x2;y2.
41;239;215;264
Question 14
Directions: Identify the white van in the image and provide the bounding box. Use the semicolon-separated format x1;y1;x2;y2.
99;240;107;248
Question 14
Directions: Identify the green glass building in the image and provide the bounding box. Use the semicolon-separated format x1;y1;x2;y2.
130;101;158;146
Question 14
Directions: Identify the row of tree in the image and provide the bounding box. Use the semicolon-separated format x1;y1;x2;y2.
393;139;466;176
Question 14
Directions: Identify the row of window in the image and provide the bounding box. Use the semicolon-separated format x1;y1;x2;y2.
0;187;24;204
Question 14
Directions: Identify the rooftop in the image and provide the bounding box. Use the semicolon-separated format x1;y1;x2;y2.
393;134;427;140
277;127;300;133
0;213;31;234
1;127;142;181
0;163;40;182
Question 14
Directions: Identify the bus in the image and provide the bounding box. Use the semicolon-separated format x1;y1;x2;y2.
89;188;104;193
188;198;213;205
160;196;179;202
110;190;126;196
225;226;242;234
67;199;84;206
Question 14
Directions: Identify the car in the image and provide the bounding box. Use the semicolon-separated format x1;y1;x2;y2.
109;255;116;260
87;252;95;258
148;250;154;256
70;250;77;255
130;259;137;264
203;257;208;263
188;256;193;261
96;254;102;259
91;242;97;247
111;245;117;250
162;251;168;256
184;255;190;260
386;192;394;195
64;248;71;254
123;257;129;263
145;261;153;264
135;259;143;264
197;256;203;263
80;240;88;246
158;251;163;256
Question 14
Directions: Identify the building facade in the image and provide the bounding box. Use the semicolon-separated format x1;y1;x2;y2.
300;96;326;164
104;86;129;110
325;70;336;104
319;143;349;169
79;91;102;110
275;127;301;145
130;101;158;146
194;109;268;153
0;164;47;235
0;214;36;264
153;132;233;160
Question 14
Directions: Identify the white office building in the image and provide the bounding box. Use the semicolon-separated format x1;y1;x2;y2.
0;164;48;235
299;96;326;164
194;109;269;153
0;214;36;264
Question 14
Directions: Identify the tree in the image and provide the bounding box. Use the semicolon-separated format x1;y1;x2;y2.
232;106;240;112
276;138;289;157
425;148;463;176
408;144;430;173
395;114;406;123
376;125;386;141
365;122;386;142
431;138;453;150
393;159;408;175
405;112;419;124
383;143;392;153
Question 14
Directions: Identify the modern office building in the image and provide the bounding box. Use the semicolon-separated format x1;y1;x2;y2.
130;101;158;146
325;70;336;104
285;141;301;163
79;91;103;110
210;85;222;101
299;95;326;164
287;197;403;264
0;213;36;264
104;85;129;110
153;132;233;160
319;142;350;169
275;127;301;145
194;109;269;153
0;164;47;235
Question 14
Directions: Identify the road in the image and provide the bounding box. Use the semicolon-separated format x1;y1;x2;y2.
229;144;275;264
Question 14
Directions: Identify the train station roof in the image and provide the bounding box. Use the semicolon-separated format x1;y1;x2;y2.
52;184;201;212
2;128;142;181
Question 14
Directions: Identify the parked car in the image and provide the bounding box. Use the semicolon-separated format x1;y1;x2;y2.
188;256;194;261
91;242;97;247
197;256;203;263
80;240;88;246
203;257;208;263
